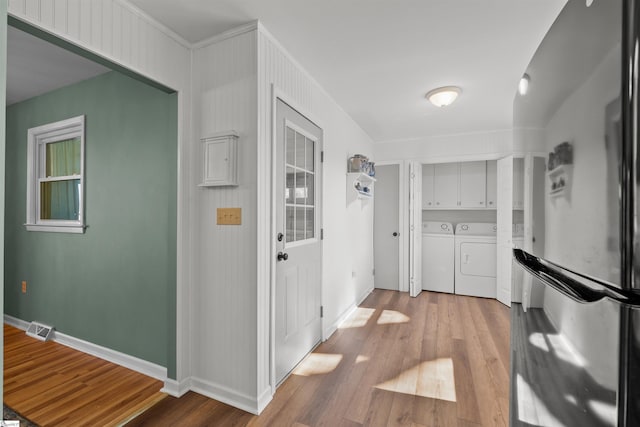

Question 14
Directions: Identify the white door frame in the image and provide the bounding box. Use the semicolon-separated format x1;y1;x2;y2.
408;161;422;297
269;85;325;395
374;160;408;292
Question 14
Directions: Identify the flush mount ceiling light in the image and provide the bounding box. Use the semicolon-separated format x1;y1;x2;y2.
426;86;461;107
519;74;530;96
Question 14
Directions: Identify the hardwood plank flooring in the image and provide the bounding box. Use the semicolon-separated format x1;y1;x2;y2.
3;324;166;426
127;290;510;426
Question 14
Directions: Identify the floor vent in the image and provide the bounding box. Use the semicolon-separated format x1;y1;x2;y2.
26;321;54;341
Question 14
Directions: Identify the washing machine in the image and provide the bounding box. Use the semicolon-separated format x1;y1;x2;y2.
454;223;497;298
422;221;454;293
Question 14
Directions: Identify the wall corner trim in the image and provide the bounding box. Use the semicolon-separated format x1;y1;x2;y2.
192;19;259;50
190;376;262;415
162;377;192;397
4;314;168;382
257;386;273;415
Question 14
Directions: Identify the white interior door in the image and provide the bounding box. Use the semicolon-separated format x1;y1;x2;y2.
496;156;513;306
275;99;322;385
409;162;422;297
374;164;400;290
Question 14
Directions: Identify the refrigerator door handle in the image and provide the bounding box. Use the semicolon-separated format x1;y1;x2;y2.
513;248;640;306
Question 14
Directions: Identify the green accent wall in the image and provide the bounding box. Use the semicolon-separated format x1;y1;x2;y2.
4;71;177;377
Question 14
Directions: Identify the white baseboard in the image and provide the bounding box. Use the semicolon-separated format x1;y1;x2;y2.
322;286;374;341
256;386;273;415
190;376;260;415
162;377;192;397
4;314;167;382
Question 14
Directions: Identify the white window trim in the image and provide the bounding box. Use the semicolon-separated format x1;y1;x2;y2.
25;115;86;234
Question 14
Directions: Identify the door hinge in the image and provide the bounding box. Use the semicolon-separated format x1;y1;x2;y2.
321;151;324;163
321;228;324;240
320;306;324;318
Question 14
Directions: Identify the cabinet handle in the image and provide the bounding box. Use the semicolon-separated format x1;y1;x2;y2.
436;202;440;205
489;201;493;205
480;201;484;205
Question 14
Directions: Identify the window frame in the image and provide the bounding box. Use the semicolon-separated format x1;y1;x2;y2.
283;119;318;248
25;115;86;233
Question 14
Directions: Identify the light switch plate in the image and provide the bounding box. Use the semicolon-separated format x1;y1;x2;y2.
217;207;241;225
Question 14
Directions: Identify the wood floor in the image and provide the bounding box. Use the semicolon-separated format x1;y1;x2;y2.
3;324;167;427
127;290;510;426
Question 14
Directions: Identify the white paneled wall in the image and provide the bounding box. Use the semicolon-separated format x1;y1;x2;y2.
374;129;513;163
257;24;375;407
9;0;190;88
8;0;193;393
190;28;260;412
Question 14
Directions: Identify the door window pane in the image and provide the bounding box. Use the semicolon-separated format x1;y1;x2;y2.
286;206;295;242
286;127;295;166
296;133;306;168
305;138;314;172
284;125;316;244
286;167;295;204
304;172;314;205
295;207;305;240
305;207;314;239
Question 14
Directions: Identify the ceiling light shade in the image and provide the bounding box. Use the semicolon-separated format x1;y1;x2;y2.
519;74;530;95
426;86;461;107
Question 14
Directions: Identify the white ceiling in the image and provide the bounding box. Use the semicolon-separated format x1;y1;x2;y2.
129;0;566;142
7;26;109;106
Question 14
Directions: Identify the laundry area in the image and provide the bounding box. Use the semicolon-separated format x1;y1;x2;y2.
420;159;524;301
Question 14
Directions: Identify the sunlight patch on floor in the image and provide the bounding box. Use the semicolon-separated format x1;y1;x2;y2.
339;307;376;329
377;309;410;325
355;355;369;364
529;332;550;352
516;373;564;426
375;358;456;402
293;353;343;377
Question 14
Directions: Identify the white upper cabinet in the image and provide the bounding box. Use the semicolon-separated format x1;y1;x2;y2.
459;161;486;208
486;160;497;208
422;164;435;209
433;163;459;208
513;157;525;209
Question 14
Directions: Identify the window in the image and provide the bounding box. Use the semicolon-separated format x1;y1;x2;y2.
285;123;316;244
26;116;85;233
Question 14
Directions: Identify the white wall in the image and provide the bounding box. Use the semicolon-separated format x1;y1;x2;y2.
7;0;194;392
374;129;513;163
541;45;620;390
185;22;375;413
256;24;375;408
189;28;259;411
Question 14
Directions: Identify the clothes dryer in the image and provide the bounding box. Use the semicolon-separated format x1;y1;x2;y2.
422;221;454;293
454;223;497;298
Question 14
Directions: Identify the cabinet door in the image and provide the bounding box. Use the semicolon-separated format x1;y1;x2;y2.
433;163;458;208
459;161;486;208
422;164;435;209
513;157;524;209
486;160;497;208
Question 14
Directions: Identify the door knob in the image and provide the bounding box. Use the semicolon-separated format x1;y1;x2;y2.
277;252;289;261
392;232;399;237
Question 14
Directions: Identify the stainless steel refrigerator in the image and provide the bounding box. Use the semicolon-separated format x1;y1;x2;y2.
510;0;640;425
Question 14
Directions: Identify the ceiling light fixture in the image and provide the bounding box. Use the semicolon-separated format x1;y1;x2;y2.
426;86;461;107
519;74;530;96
